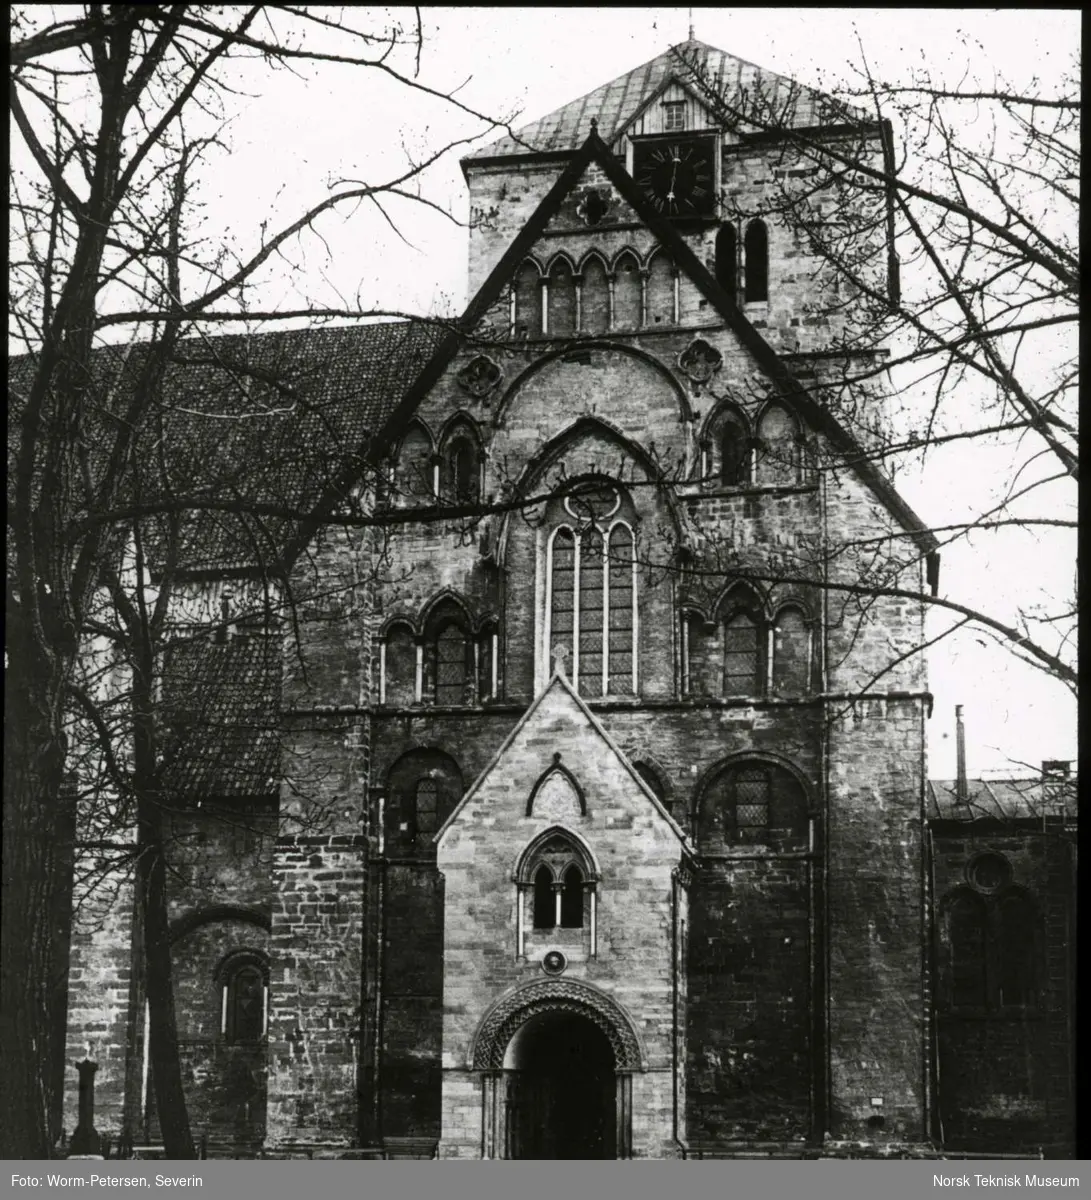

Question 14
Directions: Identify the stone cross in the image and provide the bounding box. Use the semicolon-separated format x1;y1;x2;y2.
552;644;569;678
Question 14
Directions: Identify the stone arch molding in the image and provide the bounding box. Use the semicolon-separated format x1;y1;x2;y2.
471;979;645;1071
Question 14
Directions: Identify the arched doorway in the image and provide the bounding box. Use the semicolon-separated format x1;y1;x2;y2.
504;1012;616;1159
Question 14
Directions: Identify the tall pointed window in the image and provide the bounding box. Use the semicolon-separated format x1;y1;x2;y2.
560;865;584;928
441;428;480;505
757;404;803;487
382;623;417;707
546;484;636;697
434;621;471;705
744;219;769;302
533;865;554;929
514;260;543;337
724;611;762;696
773;606;810;696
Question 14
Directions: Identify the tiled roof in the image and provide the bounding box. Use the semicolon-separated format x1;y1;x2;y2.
927;778;1077;823
161;634;281;798
9;321;443;572
466;38;869;161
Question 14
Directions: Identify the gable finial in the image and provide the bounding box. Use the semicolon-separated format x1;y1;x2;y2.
552;643;569;678
590;116;598;134
688;8;694;39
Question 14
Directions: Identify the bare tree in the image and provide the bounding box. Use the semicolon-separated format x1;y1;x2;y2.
6;4;511;1158
667;39;1077;695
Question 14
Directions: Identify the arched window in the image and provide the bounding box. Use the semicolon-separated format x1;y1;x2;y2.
719;417;750;486
947;892;988;1009
547;256;577;335
580;255;609;334
546;485;637;697
560;865;584;928
686;612;721;698
415;777;439;841
997;893;1037;1008
441;431;480;505
477;621;498;702
647;251;675;325
533;864;555;929
634;761;668;806
724;610;762;697
517;830;598;952
744;219;769;302
772;606;810;696
514;260;543;337
385;749;463;857
382;623;417;707
757;404;802;487
612;251;642;328
697;760;808;853
715;224;737;298
394;423;434;505
221;955;268;1043
432;620;472;705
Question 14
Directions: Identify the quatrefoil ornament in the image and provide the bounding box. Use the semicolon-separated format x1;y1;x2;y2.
576;189;610;227
678;338;724;385
457;354;502;399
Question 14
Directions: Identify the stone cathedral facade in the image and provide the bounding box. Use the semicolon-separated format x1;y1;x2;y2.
59;40;1074;1160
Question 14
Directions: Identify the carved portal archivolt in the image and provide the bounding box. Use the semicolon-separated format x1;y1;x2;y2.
471;978;644;1071
473;979;642;1159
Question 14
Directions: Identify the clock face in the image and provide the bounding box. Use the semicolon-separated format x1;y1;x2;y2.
634;138;715;217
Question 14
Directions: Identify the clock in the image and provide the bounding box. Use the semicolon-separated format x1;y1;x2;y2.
632;136;716;218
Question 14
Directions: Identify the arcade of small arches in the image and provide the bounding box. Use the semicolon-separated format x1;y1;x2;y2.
510;219;770;339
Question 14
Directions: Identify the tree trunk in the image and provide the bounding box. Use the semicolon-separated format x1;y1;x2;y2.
136;822;196;1160
1;634;70;1158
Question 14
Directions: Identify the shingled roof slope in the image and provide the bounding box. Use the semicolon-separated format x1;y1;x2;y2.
161;634;282;799
466;38;869;161
9;320;443;573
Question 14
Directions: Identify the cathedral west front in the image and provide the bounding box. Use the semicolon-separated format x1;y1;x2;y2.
58;37;1072;1161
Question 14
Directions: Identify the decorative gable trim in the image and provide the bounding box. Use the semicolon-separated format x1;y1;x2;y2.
526;753;586;818
286;128;939;595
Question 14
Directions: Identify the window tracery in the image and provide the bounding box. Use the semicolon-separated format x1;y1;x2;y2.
545;483;637;697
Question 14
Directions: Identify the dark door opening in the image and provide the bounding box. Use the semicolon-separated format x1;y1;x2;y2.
505;1012;616;1159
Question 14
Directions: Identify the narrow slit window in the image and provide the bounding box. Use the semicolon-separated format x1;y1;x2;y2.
533;865;555;929
560;865;584;928
724;611;761;697
744;219;769;303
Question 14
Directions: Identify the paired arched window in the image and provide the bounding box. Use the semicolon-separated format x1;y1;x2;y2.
696;760;809;853
943;882;1039;1011
382;596;495;707
531;863;584;929
219;953;269;1042
516;829;599;955
744;219;769;303
546;484;637;698
685;593;811;699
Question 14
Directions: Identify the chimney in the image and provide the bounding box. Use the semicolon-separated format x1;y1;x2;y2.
955;705;968;804
1041;760;1070;779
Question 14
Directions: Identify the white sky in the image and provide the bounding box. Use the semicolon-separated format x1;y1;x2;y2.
16;6;1080;778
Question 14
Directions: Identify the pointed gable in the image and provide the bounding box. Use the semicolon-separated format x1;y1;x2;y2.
465;38;869;163
436;672;686;845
